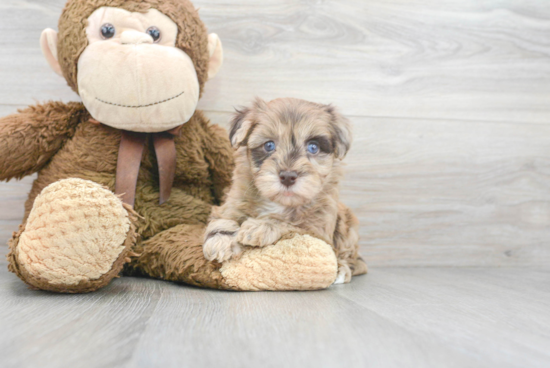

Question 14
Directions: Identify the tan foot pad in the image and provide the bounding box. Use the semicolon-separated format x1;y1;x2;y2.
220;234;338;291
16;178;131;287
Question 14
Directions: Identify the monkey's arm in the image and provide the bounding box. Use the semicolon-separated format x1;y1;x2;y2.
0;102;84;181
201;122;235;205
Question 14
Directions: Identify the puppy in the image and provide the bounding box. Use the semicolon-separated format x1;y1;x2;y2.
203;97;367;284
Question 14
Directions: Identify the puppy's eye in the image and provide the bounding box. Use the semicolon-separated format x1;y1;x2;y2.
264;141;276;152
146;26;161;43
307;141;320;154
100;24;116;39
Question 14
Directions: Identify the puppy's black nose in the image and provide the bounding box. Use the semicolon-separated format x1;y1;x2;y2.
279;171;298;187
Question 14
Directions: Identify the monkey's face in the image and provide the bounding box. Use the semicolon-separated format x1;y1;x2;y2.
77;7;197;132
40;4;223;133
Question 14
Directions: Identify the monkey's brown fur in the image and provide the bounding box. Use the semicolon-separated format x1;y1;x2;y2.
203;98;367;283
2;0;234;292
3;104;234;291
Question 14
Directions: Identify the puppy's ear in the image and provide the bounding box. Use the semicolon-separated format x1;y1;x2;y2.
229;107;254;147
252;97;268;111
229;98;267;147
325;105;352;159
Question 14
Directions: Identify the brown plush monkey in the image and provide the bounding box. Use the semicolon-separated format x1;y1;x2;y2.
1;0;339;293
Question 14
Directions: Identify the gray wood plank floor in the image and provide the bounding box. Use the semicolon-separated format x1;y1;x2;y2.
1;254;549;368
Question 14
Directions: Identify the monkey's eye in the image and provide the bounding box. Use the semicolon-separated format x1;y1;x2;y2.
100;23;116;39
146;26;162;43
307;141;320;154
264;141;276;152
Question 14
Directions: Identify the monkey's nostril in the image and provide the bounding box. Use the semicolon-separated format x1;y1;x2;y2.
279;171;298;187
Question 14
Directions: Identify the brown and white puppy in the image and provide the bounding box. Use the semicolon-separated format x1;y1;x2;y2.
203;98;367;284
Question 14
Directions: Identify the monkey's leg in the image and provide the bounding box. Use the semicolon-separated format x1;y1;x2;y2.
124;223;228;288
127;226;339;291
7;178;137;293
220;234;339;291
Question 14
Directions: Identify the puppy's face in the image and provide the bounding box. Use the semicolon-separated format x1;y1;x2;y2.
230;98;352;207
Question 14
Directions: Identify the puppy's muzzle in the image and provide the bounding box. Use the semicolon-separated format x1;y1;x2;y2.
279;171;298;187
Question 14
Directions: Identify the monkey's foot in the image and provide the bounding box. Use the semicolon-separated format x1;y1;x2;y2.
8;178;136;293
219;234;338;291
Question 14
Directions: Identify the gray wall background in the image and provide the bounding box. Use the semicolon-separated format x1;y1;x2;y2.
1;0;549;267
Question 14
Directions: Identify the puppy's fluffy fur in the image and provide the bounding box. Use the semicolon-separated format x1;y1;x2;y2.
203;98;367;283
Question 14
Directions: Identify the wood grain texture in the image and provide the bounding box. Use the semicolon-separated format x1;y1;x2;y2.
199;112;550;266
1;0;550;122
1;256;549;368
3;111;548;266
1;1;550;267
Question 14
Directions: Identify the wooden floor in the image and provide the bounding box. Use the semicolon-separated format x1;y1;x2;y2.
0;254;549;368
1;1;550;367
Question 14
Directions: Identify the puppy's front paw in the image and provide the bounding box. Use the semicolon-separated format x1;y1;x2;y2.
203;219;241;262
203;235;241;262
237;218;282;247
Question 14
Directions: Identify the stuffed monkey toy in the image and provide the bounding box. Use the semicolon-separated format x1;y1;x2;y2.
1;0;339;293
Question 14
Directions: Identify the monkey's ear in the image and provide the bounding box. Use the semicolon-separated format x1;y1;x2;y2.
229;108;254;147
207;33;223;80
326;105;352;159
40;28;63;77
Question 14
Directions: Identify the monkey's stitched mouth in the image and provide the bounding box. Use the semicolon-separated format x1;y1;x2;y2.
95;91;185;108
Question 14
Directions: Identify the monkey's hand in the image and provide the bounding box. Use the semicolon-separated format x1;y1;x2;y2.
237;218;288;247
202;219;242;262
0;102;83;181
